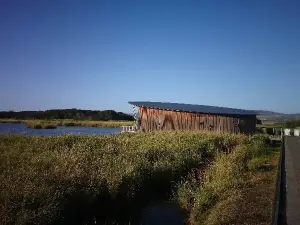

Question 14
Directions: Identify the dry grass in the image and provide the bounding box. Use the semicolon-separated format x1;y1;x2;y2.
0;119;22;123
177;136;279;225
0;132;275;224
24;121;57;129
203;153;279;225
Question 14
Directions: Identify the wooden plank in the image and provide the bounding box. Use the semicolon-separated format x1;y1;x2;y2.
175;111;179;130
233;117;236;133
221;116;225;132
179;112;182;130
144;109;147;132
188;113;191;130
150;108;153;131
183;112;186;130
166;111;169;131
162;110;166;131
188;113;190;130
186;113;189;130
143;109;148;131
185;112;188;130
173;111;177;130
192;113;196;130
182;112;185;130
150;109;153;131
189;113;191;130
214;116;216;132
227;117;230;133
149;108;152;131
152;109;155;131
199;115;204;131
195;114;199;131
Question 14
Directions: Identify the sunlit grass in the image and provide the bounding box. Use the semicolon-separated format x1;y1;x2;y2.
177;136;279;225
0;132;275;224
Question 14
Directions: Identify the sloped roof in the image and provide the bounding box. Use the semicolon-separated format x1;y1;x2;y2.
128;101;256;116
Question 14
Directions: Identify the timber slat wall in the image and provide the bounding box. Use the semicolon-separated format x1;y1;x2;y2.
139;107;256;134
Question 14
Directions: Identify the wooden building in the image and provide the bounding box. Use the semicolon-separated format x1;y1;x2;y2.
128;101;257;134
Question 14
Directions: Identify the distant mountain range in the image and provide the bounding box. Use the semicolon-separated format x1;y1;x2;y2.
254;110;300;117
254;110;300;122
254;110;287;116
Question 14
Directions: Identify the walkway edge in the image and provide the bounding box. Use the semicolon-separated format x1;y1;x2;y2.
271;137;284;225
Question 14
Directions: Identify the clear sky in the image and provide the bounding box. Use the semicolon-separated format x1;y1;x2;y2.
0;0;299;113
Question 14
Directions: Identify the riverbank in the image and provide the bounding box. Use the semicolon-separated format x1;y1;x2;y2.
0;132;278;224
0;119;134;128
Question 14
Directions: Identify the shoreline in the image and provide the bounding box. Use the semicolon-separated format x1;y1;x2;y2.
0;119;134;129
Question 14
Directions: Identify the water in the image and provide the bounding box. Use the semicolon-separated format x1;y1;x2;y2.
0;123;120;136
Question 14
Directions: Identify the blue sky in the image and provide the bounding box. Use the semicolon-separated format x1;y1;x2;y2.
0;0;299;113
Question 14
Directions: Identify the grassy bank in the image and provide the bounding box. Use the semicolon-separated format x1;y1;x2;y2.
0;119;22;124
24;121;57;129
0;119;134;128
257;123;284;128
177;136;279;225
0;132;277;224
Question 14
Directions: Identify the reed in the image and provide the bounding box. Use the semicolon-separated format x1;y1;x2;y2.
0;132;274;224
24;121;57;129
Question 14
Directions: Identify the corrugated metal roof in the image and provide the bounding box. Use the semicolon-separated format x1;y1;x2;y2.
128;101;256;116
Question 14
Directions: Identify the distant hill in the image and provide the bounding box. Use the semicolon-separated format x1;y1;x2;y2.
254;110;286;116
254;110;300;123
0;109;134;121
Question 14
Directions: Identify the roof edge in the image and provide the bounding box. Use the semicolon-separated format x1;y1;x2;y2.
128;101;257;116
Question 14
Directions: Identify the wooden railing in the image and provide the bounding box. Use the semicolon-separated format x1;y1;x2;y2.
121;126;138;133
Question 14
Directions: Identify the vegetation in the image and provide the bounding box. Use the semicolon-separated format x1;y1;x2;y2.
0;119;134;128
24;121;57;129
0;132;278;224
256;123;284;128
0;109;134;121
177;135;279;224
285;120;300;129
0;119;22;124
257;120;300;129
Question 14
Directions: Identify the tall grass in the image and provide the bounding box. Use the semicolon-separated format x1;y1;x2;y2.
24;121;57;129
0;132;271;224
0;119;22;123
177;134;277;225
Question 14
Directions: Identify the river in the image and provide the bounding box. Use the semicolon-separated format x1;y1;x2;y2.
0;123;120;136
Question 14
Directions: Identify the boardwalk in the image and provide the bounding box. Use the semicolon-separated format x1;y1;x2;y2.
280;136;300;225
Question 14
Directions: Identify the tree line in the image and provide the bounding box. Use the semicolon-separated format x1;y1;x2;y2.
0;109;134;121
